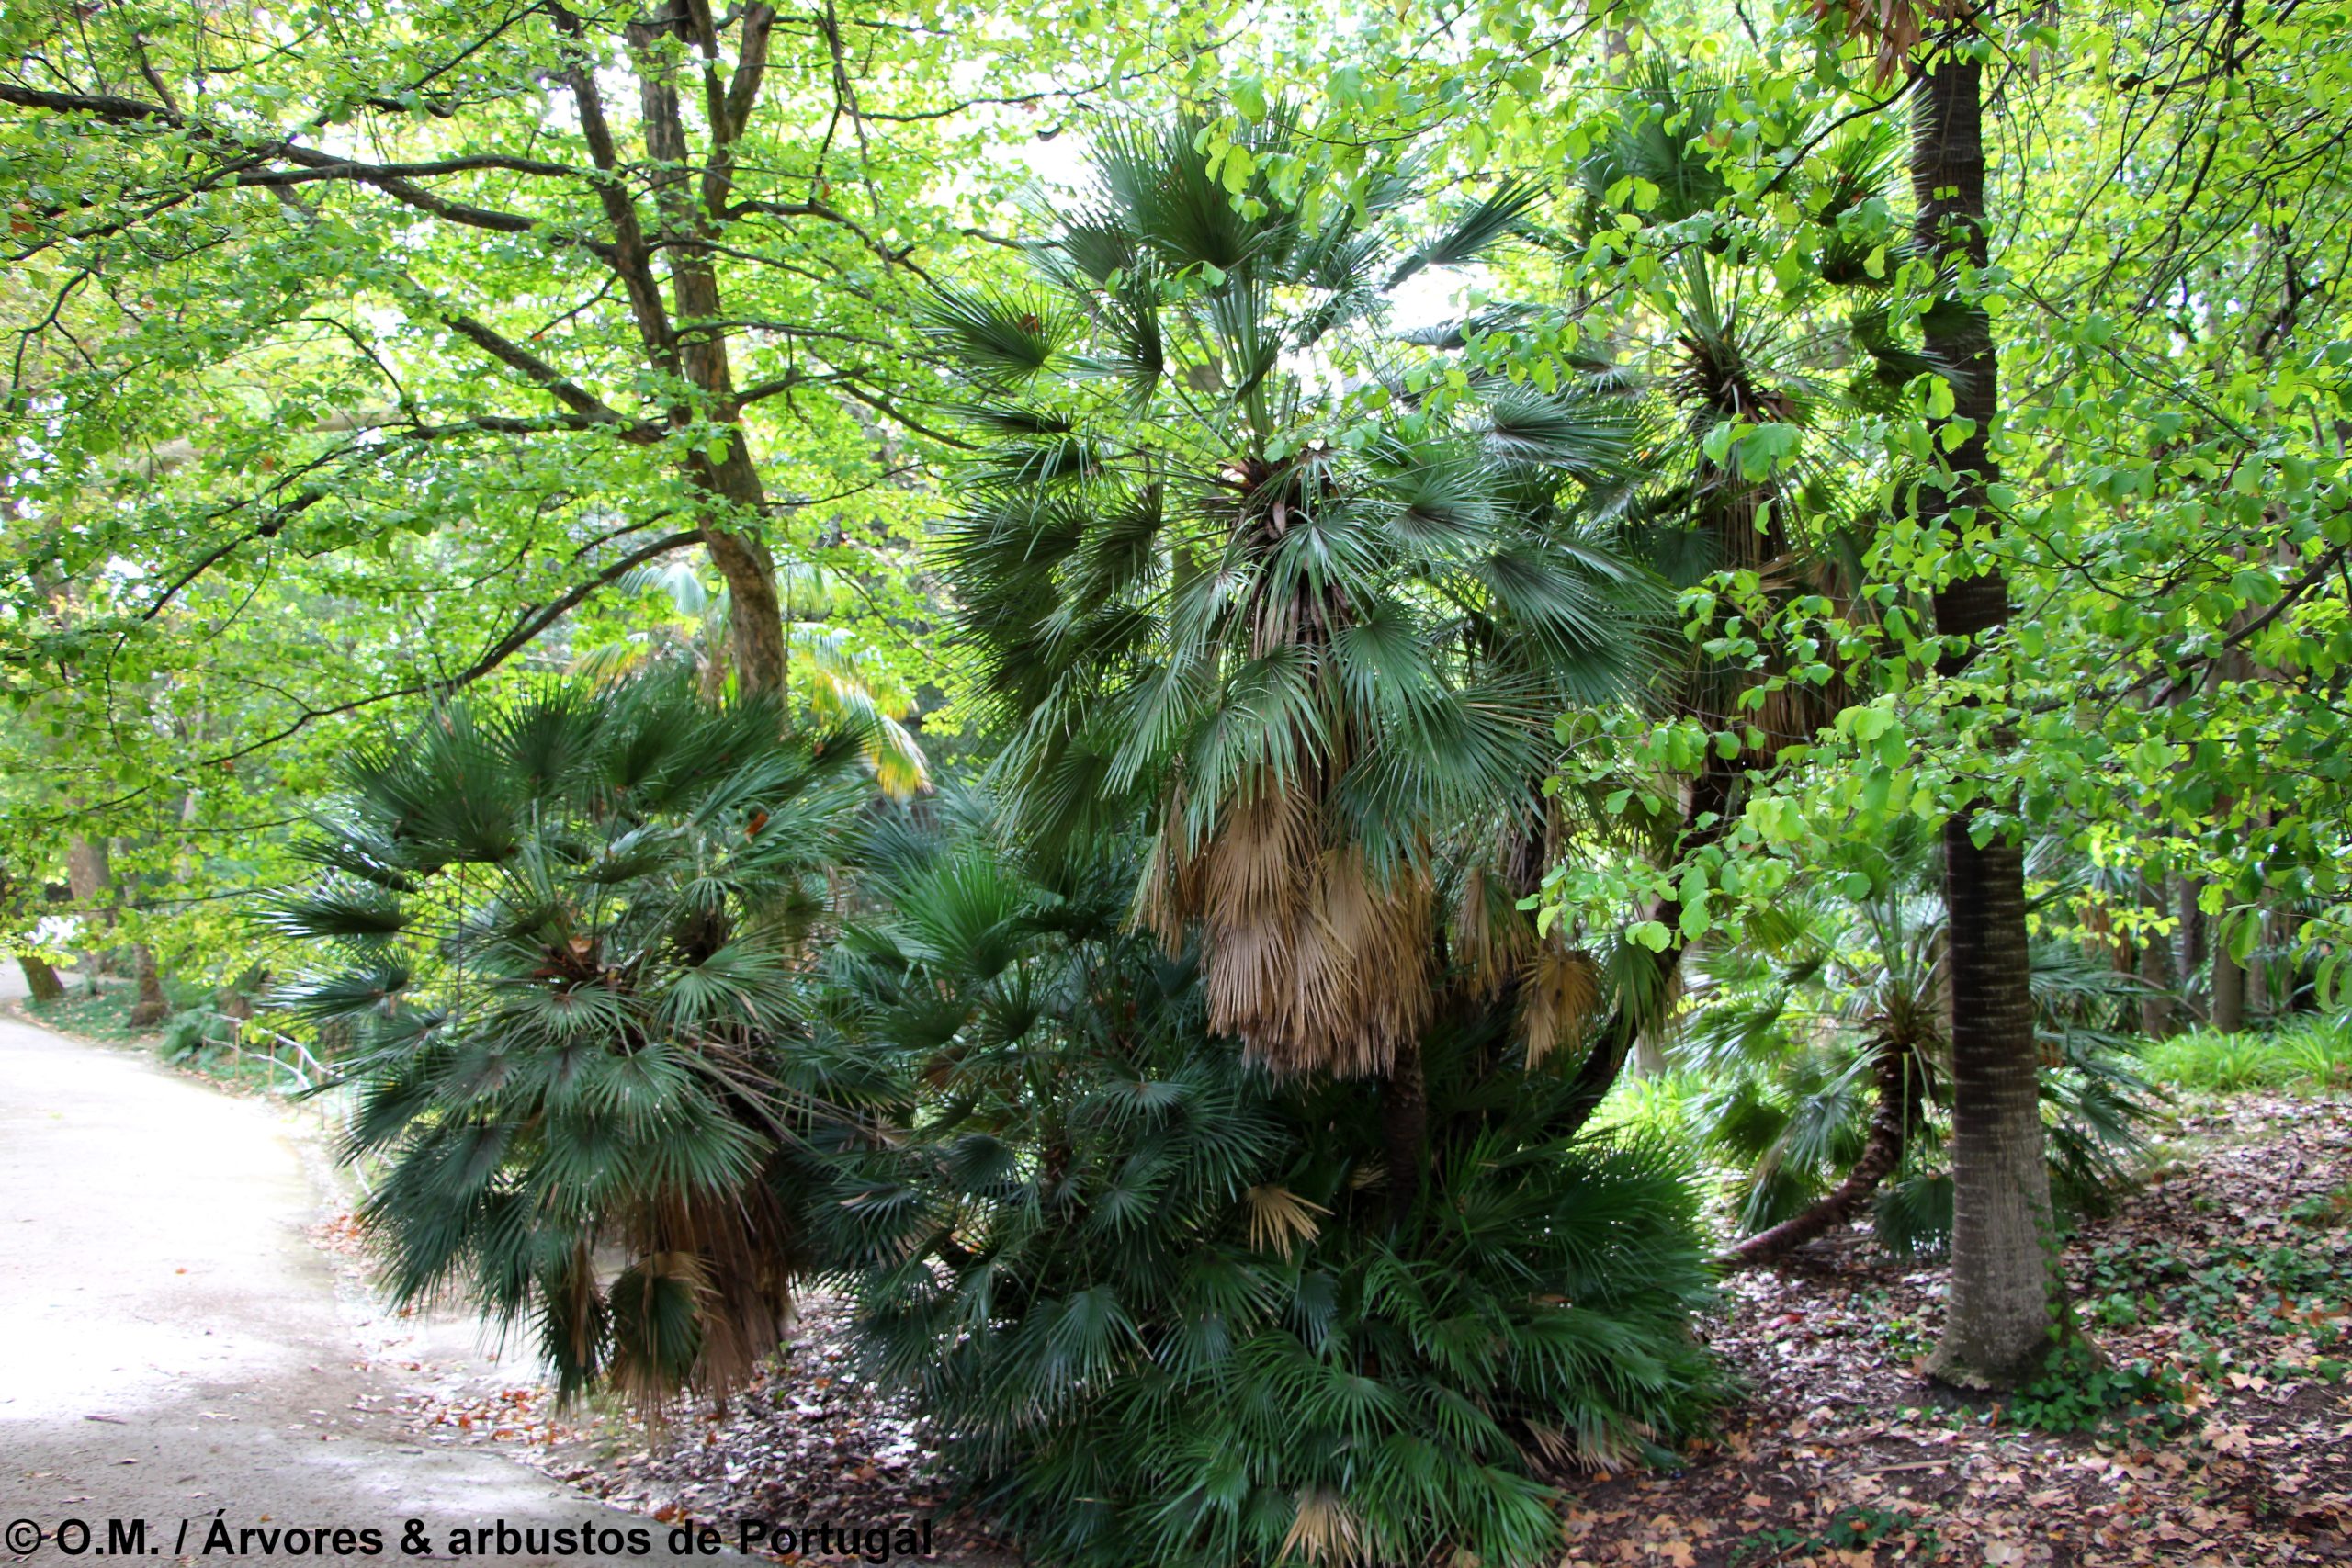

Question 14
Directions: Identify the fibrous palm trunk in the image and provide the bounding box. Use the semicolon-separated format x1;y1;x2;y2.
1913;52;2064;1391
1725;1042;1917;1268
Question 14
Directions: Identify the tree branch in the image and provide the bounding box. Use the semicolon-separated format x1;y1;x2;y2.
447;527;704;685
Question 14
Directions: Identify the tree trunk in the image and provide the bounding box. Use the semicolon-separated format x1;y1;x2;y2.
18;954;65;1003
623;16;788;702
703;509;787;698
1913;52;2064;1392
1930;831;2061;1387
1725;1042;1917;1268
66;834;115;987
2209;937;2246;1034
129;942;169;1027
2137;876;2177;1039
2176;876;2208;1021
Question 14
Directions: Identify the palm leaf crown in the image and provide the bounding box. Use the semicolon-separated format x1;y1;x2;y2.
932;111;1668;1079
263;677;883;1408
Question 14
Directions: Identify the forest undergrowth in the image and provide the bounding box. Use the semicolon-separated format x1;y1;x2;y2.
353;1077;2352;1568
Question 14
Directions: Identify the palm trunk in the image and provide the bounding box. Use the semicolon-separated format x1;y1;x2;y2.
1932;830;2061;1386
1381;1037;1428;1228
1913;52;2064;1391
1725;1042;1917;1268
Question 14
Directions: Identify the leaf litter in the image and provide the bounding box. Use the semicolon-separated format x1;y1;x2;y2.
1557;1089;2352;1566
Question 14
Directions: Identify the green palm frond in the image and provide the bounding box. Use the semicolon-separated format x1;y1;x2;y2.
1388;179;1544;288
924;283;1072;383
821;808;1723;1568
266;674;872;1413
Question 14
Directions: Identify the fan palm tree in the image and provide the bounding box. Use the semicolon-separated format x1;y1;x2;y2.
930;111;1665;1203
264;676;888;1408
819;791;1723;1568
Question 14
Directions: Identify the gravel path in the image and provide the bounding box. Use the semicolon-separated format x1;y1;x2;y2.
0;976;730;1566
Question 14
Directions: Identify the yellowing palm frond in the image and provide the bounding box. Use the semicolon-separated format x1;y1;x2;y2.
1239;1182;1329;1254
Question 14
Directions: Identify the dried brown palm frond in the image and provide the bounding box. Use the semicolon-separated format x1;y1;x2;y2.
1278;1488;1367;1567
1177;784;1434;1077
1453;863;1537;997
1519;942;1602;1067
1520;1419;1577;1466
1135;778;1206;950
604;1182;803;1418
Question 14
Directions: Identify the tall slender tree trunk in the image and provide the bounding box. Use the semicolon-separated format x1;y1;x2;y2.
1913;52;2064;1392
2176;875;2208;1021
66;834;114;989
2209;935;2246;1033
2138;875;2177;1039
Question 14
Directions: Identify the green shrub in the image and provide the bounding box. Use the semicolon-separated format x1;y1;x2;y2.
821;814;1724;1568
160;1005;239;1061
1589;1069;1708;1149
1731;1505;1939;1566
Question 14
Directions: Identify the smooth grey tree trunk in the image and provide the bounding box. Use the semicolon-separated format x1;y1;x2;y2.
1912;51;2064;1392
